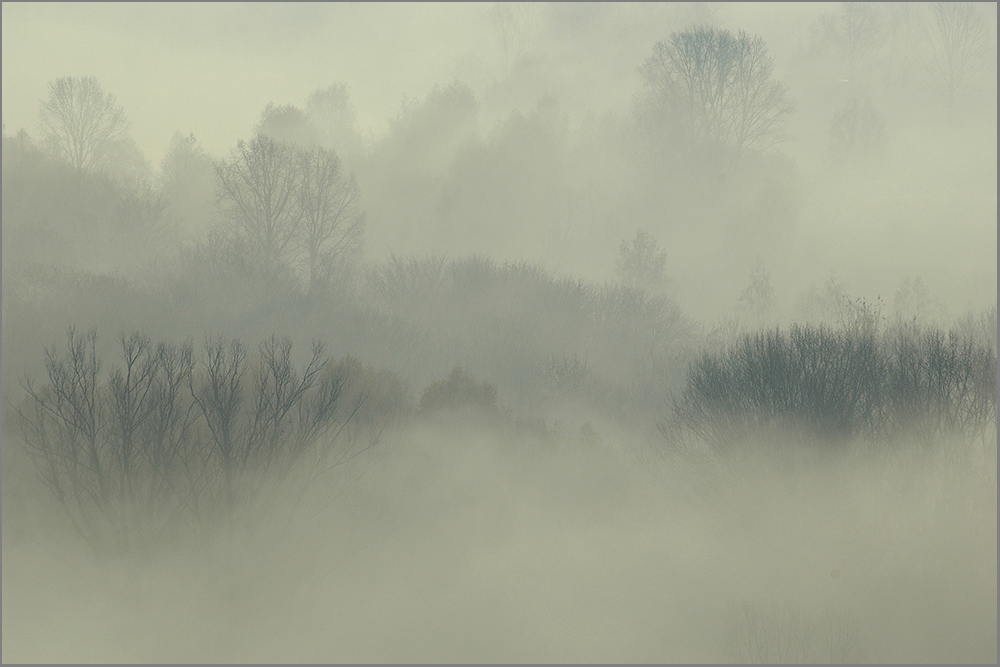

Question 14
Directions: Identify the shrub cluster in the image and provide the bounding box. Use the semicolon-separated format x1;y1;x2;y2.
666;321;997;449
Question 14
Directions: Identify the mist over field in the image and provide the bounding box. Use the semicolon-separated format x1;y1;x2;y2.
2;2;996;663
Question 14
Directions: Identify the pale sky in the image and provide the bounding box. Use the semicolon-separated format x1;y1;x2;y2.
2;2;496;163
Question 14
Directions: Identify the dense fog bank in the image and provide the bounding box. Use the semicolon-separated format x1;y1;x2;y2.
2;2;996;663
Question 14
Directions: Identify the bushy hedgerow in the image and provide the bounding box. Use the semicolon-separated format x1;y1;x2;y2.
664;319;997;449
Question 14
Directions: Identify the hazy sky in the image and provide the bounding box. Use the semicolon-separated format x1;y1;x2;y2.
3;2;830;165
3;3;495;162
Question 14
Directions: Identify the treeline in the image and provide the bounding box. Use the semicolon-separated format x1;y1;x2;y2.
4;251;695;425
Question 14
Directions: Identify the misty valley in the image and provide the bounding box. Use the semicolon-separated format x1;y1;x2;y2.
2;3;996;664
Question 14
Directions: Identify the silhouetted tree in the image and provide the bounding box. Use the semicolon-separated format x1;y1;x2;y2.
828;97;888;166
487;2;531;76
159;133;216;237
814;3;885;85
256;103;321;149
17;328;355;555
925;2;990;103
296;146;365;293
305;83;365;159
38;76;129;174
737;266;776;325
215;135;365;289
615;229;668;293
638;26;794;161
215;135;302;270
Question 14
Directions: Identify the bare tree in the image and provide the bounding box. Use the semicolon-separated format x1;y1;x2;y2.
305;83;365;159
638;26;794;161
159;132;216;238
925;2;990;103
878;4;922;96
256;103;321;149
815;3;885;84
215;135;302;270
487;2;531;76
38;76;129;174
737;266;776;325
615;229;668;294
828;97;888;166
296;146;365;294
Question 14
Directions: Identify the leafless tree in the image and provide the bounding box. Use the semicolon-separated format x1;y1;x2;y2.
305;83;365;159
816;3;885;84
828;97;888;166
615;229;668;294
737;266;776;325
925;2;990;103
215;135;302;270
215;135;365;291
487;2;531;76
878;4;922;96
296;146;365;294
638;26;794;161
38;76;129;174
256;103;321;149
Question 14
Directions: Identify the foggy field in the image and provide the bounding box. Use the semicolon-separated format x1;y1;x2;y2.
4;422;996;663
2;2;997;664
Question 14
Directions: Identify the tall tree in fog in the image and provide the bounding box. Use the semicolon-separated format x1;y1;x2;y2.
256;103;321;149
215;135;365;288
615;229;668;294
828;97;888;167
814;3;885;84
638;26;794;161
305;83;364;160
296;146;365;293
39;76;130;175
487;2;531;76
216;135;301;269
878;4;922;96
925;2;990;103
159;133;216;237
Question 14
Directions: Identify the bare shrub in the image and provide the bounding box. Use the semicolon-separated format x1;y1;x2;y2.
664;321;996;452
615;228;668;294
18;328;199;554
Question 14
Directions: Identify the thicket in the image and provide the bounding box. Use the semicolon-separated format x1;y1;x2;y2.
15;328;385;556
664;319;997;450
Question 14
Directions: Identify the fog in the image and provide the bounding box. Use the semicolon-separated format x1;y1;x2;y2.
2;2;996;663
